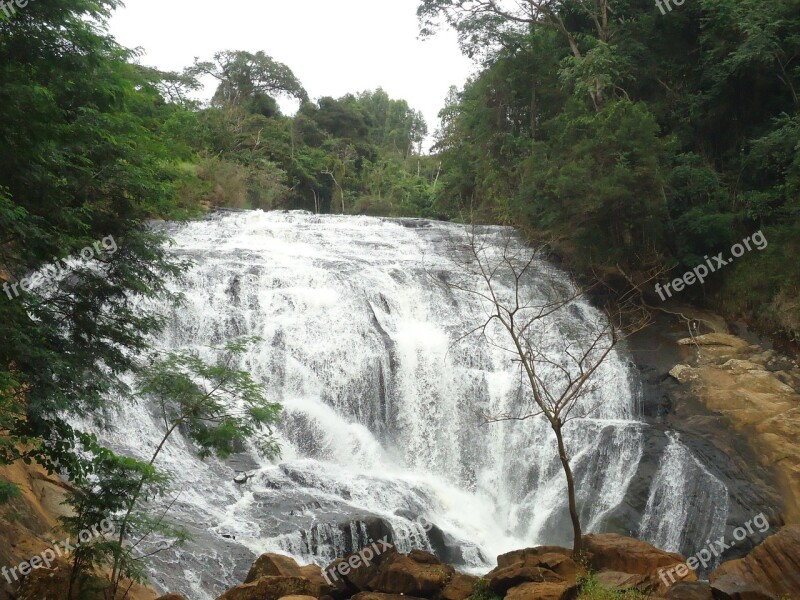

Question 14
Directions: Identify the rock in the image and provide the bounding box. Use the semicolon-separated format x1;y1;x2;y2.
721;359;765;374
709;573;775;599
665;582;713;599
485;563;564;594
671;364;699;383
534;553;581;582
677;334;750;348
439;573;478;600
297;565;336;597
215;576;313;600
324;547;397;593
582;533;696;592
496;547;572;569
246;554;306;582
593;570;649;590
709;526;800;599
156;595;189;600
504;581;577;600
277;596;317;600
583;533;691;576
493;548;580;583
367;551;454;596
246;553;334;597
351;594;426;600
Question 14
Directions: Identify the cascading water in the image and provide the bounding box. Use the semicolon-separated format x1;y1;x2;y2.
74;211;729;599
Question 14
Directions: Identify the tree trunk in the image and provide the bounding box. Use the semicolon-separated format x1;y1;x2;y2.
554;419;583;557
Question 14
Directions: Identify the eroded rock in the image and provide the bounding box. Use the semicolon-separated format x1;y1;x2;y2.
709;525;800;599
215;576;312;600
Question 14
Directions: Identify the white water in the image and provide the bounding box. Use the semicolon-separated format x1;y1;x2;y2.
75;211;729;599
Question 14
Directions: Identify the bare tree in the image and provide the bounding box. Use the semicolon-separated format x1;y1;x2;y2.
434;226;649;557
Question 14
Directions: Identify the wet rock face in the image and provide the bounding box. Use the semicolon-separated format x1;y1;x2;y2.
625;313;786;563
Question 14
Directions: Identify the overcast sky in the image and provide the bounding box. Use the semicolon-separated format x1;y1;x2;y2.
108;0;475;138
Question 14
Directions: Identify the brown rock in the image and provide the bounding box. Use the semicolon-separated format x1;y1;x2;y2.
496;547;572;569
677;334;750;348
709;574;776;600
583;533;693;576
485;563;564;594
439;573;478;600
278;596;318;600
351;594;426;600
156;595;189;600
297;564;336;597
246;553;305;582
245;553;334;597
593;570;649;590
709;525;800;599
368;552;454;596
665;582;713;600
324;547;398;592
215;576;313;600
504;581;576;600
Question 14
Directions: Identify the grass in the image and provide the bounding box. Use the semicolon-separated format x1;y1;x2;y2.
576;573;651;600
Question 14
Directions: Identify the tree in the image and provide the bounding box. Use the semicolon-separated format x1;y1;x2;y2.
188;50;309;111
437;227;649;556
101;337;281;598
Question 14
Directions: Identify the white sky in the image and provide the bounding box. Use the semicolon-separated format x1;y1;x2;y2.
108;0;475;140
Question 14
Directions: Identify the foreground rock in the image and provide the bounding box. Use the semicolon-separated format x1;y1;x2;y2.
505;581;577;600
583;533;696;593
709;525;800;599
214;526;800;600
246;553;334;597
439;572;478;600
216;576;312;600
368;550;454;596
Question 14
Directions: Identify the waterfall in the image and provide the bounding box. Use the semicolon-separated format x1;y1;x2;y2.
638;432;729;566
73;211;728;599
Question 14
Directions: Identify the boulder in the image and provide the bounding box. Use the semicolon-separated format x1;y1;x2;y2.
677;334;750;349
582;533;696;594
709;574;776;600
485;563;564;594
709;525;800;598
367;551;454;596
277;596;318;600
583;533;692;577
665;582;713;600
593;570;649;590
156;596;189;600
324;547;397;593
504;581;577;600
439;573;478;600
351;594;426;600
297;565;336;597
671;364;699;383
215;576;312;600
246;554;306;582
496;547;572;569
245;552;334;597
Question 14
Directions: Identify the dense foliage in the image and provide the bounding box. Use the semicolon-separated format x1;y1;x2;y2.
419;0;800;338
